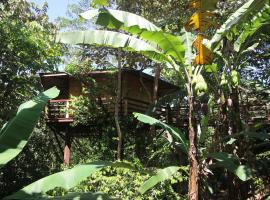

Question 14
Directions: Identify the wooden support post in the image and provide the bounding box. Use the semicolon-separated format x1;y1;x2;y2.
124;99;128;116
65;100;70;119
64;128;71;166
166;104;172;124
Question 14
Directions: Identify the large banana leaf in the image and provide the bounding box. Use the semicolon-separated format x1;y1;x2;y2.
6;192;117;200
0;87;59;168
207;152;253;181
80;9;185;63
133;113;188;154
234;4;270;52
80;9;160;33
209;0;269;51
56;30;171;64
138;166;180;194
179;28;195;66
4;161;133;199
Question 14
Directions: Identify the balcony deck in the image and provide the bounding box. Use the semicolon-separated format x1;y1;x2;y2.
45;98;270;128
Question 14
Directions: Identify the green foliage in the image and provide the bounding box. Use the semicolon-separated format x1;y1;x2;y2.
80;8;185;63
179;28;195;66
209;0;269;51
5;161;133;199
56;30;169;64
207;152;253;181
133;113;188;154
0;87;59;168
73;167;184;200
91;0;109;7
80;8;160;32
0;0;62;125
234;4;270;52
138;166;180;194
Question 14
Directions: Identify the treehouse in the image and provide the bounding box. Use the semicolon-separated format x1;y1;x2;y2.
40;69;179;124
40;69;181;165
40;70;270;165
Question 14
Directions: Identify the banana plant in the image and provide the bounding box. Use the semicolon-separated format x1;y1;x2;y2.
208;0;270;52
0;87;59;168
55;1;269;198
56;8;206;198
4;161;133;199
133;113;256;194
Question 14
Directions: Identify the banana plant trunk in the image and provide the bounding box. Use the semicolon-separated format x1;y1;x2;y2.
188;80;199;200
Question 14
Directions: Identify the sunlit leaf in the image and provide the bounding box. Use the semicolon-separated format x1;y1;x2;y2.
180;28;195;66
91;0;109;7
0;87;59;168
4;161;133;199
234;4;270;52
207;152;253;181
133;113;188;154
138;166;180;194
80;9;185;63
209;0;269;51
56;30;170;64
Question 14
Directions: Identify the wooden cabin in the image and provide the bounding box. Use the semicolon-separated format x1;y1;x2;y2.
40;69;179;124
40;69;181;165
40;70;270;165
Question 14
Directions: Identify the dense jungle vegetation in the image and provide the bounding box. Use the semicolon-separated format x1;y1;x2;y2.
0;0;269;199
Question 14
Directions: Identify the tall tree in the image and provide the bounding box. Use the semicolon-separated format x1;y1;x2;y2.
0;0;61;124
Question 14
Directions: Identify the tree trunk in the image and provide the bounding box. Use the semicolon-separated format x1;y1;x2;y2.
115;52;123;160
188;81;199;200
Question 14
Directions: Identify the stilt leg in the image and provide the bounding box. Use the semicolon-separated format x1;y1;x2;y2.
64;129;71;166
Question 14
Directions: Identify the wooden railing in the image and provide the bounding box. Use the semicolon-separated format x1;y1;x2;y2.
46;99;73;123
121;97;150;115
45;98;270;126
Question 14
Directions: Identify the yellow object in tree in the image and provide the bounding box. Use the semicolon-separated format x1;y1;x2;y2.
185;11;216;32
193;34;213;65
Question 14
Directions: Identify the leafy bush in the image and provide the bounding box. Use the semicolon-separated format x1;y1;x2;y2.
72;166;187;200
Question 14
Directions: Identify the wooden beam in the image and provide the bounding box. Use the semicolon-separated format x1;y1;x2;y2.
64;129;71;166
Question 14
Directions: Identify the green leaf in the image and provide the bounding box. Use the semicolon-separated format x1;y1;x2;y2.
180;28;195;66
234;4;270;52
9;192;117;200
138;166;179;194
139;31;185;63
234;165;253;181
245;132;270;140
80;9;185;63
56;30;170;64
205;63;218;73
91;0;109;7
80;9;160;33
226;138;237;145
4;161;133;199
209;0;269;51
199;116;209;143
0;87;59;168
207;152;253;181
133;113;188;154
